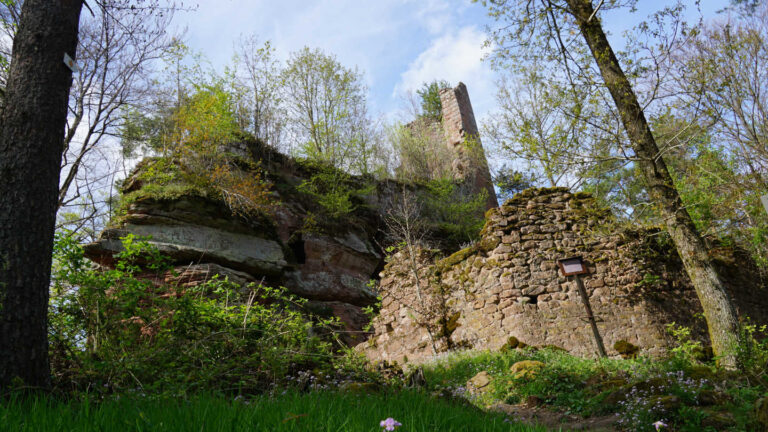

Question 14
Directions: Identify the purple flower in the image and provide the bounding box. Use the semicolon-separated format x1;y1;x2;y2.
380;417;402;431
653;420;668;431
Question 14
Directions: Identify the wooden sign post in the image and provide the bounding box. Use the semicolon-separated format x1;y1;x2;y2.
557;257;607;358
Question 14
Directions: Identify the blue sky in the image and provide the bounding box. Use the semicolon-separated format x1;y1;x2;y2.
177;0;732;124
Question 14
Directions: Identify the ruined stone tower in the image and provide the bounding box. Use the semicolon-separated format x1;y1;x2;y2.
439;82;498;210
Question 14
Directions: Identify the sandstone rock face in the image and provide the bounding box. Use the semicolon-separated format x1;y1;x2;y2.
164;263;259;288
359;188;768;364
283;233;380;305
84;183;383;341
88;223;286;276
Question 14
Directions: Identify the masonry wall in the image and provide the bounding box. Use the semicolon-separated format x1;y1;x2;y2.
439;82;498;210
359;188;768;364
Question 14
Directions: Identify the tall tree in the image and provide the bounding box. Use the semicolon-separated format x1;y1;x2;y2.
282;47;380;173
0;1;178;240
231;36;286;149
668;3;768;266
0;0;83;388
479;0;742;367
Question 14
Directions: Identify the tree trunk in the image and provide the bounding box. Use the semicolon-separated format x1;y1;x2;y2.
565;0;741;368
0;0;83;389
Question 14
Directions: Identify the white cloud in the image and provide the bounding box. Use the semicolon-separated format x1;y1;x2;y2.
412;0;452;35
395;26;496;120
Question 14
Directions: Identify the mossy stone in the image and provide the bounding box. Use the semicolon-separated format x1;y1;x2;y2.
613;339;639;359
502;336;528;350
438;245;478;269
509;360;545;379
477;236;501;253
467;371;492;394
445;312;461;333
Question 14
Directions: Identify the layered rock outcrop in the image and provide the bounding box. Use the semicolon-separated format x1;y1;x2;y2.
84;144;388;345
359;188;768;364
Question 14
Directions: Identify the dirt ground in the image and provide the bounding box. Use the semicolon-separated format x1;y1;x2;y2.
492;402;619;431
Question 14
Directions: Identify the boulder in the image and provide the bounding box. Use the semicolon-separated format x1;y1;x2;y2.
467;371;492;394
283;232;379;306
510;360;545;379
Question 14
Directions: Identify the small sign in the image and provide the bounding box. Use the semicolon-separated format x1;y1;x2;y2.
63;53;78;73
557;256;589;276
762;194;768;215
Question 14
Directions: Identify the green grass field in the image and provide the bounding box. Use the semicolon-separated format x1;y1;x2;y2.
0;390;549;432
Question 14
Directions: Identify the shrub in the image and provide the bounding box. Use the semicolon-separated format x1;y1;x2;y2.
423;178;486;245
50;232;334;395
296;159;373;220
736;319;768;385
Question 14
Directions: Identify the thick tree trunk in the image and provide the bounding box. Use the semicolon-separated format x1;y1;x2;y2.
565;0;741;368
0;0;83;389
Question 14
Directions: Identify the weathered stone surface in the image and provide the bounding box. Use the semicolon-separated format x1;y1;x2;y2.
467;371;492;394
164;263;258;288
359;188;768;365
98;223;285;275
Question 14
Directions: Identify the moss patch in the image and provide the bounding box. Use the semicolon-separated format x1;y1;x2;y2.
613;340;639;359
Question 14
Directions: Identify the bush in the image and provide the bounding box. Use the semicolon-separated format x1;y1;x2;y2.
50;232;334;396
296;159;373;220
423;178;486;245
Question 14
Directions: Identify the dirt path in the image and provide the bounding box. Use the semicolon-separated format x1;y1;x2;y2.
492;402;619;431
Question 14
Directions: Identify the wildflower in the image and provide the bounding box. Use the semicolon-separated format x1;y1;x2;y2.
653;420;668;431
380;417;402;431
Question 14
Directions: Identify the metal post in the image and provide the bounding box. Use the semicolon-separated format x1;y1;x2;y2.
574;274;607;358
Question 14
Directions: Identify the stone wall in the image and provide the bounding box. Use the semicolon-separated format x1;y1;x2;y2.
359;188;768;364
439;83;498;210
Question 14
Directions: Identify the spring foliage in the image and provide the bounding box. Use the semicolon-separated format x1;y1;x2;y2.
49;232;334;394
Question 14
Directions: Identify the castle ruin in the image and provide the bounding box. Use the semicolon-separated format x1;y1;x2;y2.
439;82;498;210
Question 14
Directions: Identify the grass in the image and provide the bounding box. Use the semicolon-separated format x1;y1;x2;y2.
420;347;649;413
417;347;765;431
0;390;550;432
